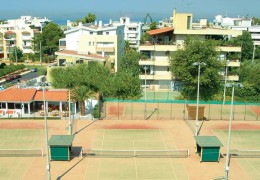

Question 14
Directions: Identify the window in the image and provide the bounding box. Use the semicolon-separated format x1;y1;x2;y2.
0;103;6;109
93;42;95;46
187;16;191;30
97;31;103;35
90;32;93;35
106;32;109;35
89;42;91;46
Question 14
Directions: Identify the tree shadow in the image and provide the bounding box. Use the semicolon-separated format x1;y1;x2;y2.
56;155;86;180
74;120;97;135
146;108;158;120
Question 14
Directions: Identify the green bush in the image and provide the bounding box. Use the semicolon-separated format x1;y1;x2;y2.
93;104;100;119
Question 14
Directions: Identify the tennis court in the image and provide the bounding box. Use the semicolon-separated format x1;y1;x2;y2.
83;129;190;179
0;129;46;179
214;129;260;179
0;119;259;179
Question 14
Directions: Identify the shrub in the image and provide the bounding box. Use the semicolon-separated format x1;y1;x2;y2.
93;104;100;119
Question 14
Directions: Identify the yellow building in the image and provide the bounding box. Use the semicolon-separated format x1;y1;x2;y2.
0;29;36;60
138;9;242;91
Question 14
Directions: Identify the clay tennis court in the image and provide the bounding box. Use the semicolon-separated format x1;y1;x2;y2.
0;119;259;179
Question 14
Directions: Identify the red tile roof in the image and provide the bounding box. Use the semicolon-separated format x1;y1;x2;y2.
56;50;107;60
147;27;174;36
0;88;36;102
5;31;15;34
34;89;68;102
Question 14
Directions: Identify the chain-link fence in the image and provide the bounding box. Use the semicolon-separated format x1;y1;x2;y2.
102;99;260;121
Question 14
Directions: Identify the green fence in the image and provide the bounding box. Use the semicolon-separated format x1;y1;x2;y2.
102;99;260;121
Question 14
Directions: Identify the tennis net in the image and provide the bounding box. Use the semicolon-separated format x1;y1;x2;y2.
230;149;260;158
81;149;189;158
0;148;43;157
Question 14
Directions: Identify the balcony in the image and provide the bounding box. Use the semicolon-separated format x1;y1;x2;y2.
218;46;241;52
227;75;239;81
139;72;172;80
227;60;240;67
139;44;177;51
22;36;31;40
96;47;115;52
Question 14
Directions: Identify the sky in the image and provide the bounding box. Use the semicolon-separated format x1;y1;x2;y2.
1;0;260;22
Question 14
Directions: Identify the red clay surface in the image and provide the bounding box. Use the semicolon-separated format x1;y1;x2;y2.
250;106;260;116
100;123;157;129
108;105;124;116
213;122;260;130
0;121;45;129
0;119;259;180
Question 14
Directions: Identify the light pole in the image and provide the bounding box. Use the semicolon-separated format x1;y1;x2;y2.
252;44;256;62
223;60;229;105
144;66;148;120
40;41;42;66
68;90;72;135
193;62;206;136
224;83;243;180
43;86;51;180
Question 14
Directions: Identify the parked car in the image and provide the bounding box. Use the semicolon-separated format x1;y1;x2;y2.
30;68;38;72
5;74;21;81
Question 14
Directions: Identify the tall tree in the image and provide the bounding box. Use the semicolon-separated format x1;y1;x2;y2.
41;22;64;55
10;47;23;62
170;36;222;101
120;49;140;75
239;31;254;61
84;13;96;23
50;63;111;115
110;71;142;99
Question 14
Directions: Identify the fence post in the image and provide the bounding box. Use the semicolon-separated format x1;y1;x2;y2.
244;103;246;121
183;100;186;120
157;101;159;120
170;102;173;120
131;101;133;120
117;100;119;120
208;103;210;120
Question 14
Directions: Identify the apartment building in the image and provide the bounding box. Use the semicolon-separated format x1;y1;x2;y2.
56;23;125;72
109;17;142;49
0;16;50;59
214;15;260;46
138;9;242;91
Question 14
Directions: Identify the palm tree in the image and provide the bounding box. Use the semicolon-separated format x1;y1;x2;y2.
74;86;95;116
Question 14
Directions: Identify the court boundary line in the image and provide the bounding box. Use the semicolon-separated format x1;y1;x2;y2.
97;129;105;180
7;130;42;180
159;129;178;179
133;140;138;179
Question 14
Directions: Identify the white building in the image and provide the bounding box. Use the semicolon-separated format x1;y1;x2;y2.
0;16;51;59
158;17;173;28
214;15;260;46
56;22;125;72
107;17;142;48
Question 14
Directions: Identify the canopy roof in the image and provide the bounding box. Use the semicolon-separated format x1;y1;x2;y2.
194;136;223;147
48;135;75;146
147;27;174;36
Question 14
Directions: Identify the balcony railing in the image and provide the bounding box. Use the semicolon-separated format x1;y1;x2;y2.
227;60;240;67
227;75;239;81
96;47;115;52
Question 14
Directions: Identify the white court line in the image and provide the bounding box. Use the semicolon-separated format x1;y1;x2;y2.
21;130;42;180
133;140;138;180
8;130;41;180
84;129;99;179
97;129;106;180
159;129;178;180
